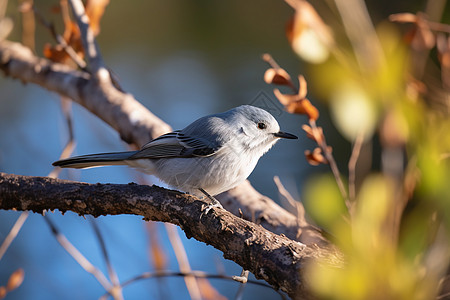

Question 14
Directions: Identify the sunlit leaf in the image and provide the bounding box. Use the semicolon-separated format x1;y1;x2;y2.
330;82;377;142
286;0;333;64
303;174;347;232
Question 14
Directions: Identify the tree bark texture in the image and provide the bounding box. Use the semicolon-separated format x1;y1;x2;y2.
0;172;331;299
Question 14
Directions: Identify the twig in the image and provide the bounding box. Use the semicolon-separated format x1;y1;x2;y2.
262;53;298;92
19;0;35;50
145;221;169;300
106;270;287;300
89;218;124;300
233;269;250;300
273;176;306;226
310;119;349;204
43;216;114;293
347;130;365;210
273;176;305;240
32;5;87;70
0;211;29;260
165;223;202;300
68;0;105;75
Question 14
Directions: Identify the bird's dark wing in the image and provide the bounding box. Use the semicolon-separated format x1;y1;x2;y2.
128;130;220;159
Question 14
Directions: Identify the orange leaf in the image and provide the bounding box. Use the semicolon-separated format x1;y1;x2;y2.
264;68;291;85
6;269;24;292
304;148;328;166
298;74;308;99
286;99;319;121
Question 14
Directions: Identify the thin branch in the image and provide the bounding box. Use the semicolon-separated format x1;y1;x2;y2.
234;270;250;300
43;216;114;292
165;223;202;300
333;0;385;70
89;218;124;300
0;211;29;260
115;270;287;300
274;176;306;227
310;119;349;205
348;130;365;206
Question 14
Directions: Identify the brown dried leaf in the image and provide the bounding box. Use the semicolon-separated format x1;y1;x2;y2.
6;269;24;292
0;286;6;299
264;68;291;85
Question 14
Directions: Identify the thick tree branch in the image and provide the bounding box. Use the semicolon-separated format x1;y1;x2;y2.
0;172;337;299
0;40;171;146
0;39;325;246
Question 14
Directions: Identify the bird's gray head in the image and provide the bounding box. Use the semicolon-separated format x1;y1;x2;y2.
223;105;297;155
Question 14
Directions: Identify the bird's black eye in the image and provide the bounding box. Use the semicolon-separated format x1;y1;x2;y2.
257;122;267;130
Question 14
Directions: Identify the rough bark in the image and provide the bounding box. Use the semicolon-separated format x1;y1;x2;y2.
0;172;335;299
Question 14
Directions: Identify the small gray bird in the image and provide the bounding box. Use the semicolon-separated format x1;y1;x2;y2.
53;105;297;200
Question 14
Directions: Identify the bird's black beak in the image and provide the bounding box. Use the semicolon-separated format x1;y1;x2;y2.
274;131;298;139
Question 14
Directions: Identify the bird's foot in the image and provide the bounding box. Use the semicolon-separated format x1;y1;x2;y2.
198;188;223;217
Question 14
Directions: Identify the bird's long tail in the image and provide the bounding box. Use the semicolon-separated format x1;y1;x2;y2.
52;151;139;169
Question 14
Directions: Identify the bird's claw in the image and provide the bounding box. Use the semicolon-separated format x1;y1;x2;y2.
200;200;223;217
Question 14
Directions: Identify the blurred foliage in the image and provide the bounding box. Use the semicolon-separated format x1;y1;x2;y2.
286;0;450;299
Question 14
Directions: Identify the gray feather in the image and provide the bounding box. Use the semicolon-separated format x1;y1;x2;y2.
53;151;138;169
